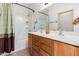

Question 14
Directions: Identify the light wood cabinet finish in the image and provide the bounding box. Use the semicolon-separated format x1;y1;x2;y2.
32;35;40;56
40;49;50;56
40;37;53;55
28;33;79;56
28;33;53;56
28;34;32;54
54;41;75;56
74;47;79;56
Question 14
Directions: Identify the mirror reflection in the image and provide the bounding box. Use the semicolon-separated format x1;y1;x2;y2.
38;11;49;33
58;10;73;31
39;3;79;33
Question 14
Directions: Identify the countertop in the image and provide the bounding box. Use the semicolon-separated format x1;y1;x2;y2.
29;31;79;47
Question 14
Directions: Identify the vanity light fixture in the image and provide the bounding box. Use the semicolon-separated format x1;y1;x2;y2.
73;18;79;25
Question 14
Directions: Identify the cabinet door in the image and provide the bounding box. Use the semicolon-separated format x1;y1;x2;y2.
74;47;79;56
54;41;75;56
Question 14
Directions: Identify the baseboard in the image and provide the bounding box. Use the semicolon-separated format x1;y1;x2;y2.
11;48;28;54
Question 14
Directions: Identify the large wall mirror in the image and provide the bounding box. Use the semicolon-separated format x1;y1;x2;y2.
58;10;74;31
38;3;79;33
38;7;49;33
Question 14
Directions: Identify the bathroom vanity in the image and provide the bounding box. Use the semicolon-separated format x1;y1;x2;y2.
28;32;79;56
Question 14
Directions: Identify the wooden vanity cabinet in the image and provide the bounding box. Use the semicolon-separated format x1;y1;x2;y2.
39;37;54;56
53;40;79;56
32;34;41;56
28;33;54;56
28;33;79;56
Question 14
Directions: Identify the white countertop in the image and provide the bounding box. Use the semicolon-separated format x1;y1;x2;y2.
29;31;79;47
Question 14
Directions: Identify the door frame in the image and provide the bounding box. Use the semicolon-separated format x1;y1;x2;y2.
58;9;74;31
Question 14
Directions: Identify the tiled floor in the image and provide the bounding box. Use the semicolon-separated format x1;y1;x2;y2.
10;49;30;56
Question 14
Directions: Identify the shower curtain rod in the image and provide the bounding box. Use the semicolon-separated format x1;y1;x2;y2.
38;11;48;16
12;3;48;16
12;3;35;12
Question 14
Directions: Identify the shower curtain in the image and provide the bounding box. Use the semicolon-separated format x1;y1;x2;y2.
0;3;14;53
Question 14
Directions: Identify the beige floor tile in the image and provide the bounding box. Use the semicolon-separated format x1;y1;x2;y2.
10;49;30;56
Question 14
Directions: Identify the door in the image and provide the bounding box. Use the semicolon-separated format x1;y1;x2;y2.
59;10;73;31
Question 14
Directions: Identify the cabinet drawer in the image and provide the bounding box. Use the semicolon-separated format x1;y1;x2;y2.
40;37;51;47
32;45;40;52
32;50;40;56
40;49;50;56
32;39;39;43
40;43;51;54
32;35;40;41
32;41;40;47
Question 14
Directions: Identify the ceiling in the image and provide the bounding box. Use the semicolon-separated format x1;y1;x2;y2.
19;3;45;11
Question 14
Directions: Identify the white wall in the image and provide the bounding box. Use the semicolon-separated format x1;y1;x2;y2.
49;3;79;31
12;4;29;51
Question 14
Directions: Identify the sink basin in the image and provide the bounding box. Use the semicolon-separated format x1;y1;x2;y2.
29;31;79;46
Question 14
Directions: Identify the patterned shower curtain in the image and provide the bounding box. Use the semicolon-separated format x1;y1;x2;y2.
0;3;14;53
